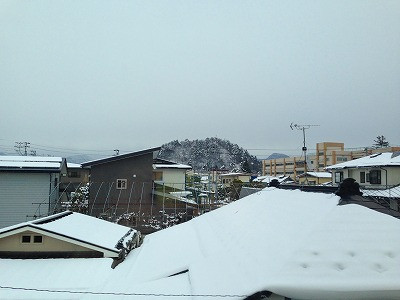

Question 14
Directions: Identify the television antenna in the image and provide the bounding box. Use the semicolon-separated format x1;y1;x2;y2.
290;123;320;181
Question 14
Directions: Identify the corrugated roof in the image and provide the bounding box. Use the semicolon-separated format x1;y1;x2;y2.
0;156;64;171
81;147;161;167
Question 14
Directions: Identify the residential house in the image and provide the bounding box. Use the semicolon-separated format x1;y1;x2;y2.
152;158;192;191
2;189;400;299
81;147;161;222
0;156;67;228
59;163;90;207
326;152;400;188
0;210;138;260
219;172;251;187
297;171;332;185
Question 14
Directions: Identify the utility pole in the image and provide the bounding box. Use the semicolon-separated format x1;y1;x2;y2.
290;123;319;184
14;142;23;155
23;142;30;156
14;141;31;156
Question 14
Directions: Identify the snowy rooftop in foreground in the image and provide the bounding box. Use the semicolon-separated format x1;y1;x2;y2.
1;189;400;299
0;211;133;253
327;152;400;170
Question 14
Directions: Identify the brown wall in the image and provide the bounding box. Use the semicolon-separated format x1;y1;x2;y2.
88;153;155;218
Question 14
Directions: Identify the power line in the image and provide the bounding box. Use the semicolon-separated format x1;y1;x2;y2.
0;285;248;298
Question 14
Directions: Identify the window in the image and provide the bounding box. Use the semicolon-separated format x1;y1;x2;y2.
153;172;163;181
68;171;80;178
366;173;370;182
21;235;31;243
360;171;365;183
337;157;348;162
369;170;381;184
34;235;43;243
335;171;343;183
116;179;127;189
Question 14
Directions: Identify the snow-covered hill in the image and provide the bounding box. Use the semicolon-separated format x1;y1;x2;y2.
159;137;261;173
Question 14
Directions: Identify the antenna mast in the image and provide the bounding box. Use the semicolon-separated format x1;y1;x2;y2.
290;123;320;182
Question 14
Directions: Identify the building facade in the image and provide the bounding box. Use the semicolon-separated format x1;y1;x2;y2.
81;148;160;221
262;142;400;179
0;156;67;228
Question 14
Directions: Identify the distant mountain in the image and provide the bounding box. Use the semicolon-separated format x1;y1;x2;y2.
266;153;289;160
159;138;262;173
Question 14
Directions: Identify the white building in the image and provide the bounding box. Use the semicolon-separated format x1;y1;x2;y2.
153;159;192;190
0;156;67;228
326;152;400;188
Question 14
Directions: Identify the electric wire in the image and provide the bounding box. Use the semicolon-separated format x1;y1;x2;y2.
0;285;248;298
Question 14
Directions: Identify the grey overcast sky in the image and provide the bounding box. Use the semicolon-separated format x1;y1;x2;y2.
0;0;399;157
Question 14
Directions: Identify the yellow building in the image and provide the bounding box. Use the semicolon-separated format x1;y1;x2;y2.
262;142;400;179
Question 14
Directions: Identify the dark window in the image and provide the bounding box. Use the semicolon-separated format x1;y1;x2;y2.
360;171;365;183
33;235;43;243
21;235;31;243
116;179;127;189
366;173;370;182
68;171;80;178
369;170;381;184
335;171;343;183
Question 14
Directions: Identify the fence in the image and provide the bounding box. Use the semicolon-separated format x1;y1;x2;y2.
24;180;251;233
11;180;400;232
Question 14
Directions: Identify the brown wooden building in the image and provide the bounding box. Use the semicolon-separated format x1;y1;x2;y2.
81;147;161;223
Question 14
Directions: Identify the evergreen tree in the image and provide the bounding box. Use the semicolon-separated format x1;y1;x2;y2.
241;160;252;173
373;135;389;148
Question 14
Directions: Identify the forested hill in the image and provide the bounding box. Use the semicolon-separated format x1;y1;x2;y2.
159;138;262;173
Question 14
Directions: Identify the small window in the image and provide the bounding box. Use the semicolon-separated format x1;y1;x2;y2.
360;171;365;184
335;171;343;183
68;171;80;178
153;172;163;181
116;179;127;189
369;170;381;184
366;173;370;182
33;235;43;243
21;235;31;243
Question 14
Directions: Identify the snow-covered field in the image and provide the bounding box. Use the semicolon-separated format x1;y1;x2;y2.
1;188;400;299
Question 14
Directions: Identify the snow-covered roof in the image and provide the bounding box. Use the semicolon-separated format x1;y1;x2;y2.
253;175;292;183
326;152;400;170
0;211;133;256
153;163;192;170
1;189;400;299
298;171;332;178
67;162;82;168
0;156;64;171
219;172;250;177
81;147;161;167
362;185;400;198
